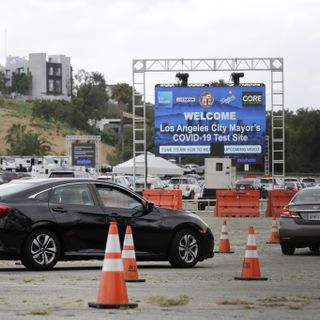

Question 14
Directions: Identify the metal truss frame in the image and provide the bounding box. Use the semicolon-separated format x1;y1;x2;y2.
132;58;285;188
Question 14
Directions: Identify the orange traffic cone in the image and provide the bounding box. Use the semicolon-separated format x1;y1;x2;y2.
234;226;268;281
122;225;145;282
215;220;234;253
88;221;138;309
266;217;280;244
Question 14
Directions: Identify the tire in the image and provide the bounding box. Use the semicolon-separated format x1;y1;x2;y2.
21;229;61;271
189;191;195;199
281;243;295;255
168;229;200;268
309;245;319;252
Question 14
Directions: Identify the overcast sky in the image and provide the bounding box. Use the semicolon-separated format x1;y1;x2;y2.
1;0;319;109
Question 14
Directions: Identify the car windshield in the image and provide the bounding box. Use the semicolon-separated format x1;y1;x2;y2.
293;189;320;203
260;178;272;184
302;178;316;183
170;178;181;185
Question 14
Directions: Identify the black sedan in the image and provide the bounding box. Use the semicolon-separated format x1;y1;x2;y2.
0;178;214;270
280;187;320;255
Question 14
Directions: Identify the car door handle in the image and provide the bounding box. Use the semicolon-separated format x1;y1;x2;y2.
51;206;67;213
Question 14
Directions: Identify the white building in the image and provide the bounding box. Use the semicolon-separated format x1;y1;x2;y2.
0;53;72;101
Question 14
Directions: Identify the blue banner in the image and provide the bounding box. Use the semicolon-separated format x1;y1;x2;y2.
154;85;266;163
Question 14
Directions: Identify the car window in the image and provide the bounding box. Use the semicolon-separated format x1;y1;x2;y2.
50;184;94;206
302;178;316;183
187;178;197;184
170;178;180;185
95;184;142;210
293;189;320;203
35;190;49;202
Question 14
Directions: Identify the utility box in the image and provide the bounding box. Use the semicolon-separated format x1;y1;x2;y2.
204;158;236;189
198;158;236;210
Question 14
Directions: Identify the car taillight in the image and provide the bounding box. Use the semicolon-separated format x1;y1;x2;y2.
186;185;190;191
281;206;299;218
0;204;10;217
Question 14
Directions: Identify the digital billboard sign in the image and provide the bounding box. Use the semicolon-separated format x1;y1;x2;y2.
154;85;266;164
71;143;96;167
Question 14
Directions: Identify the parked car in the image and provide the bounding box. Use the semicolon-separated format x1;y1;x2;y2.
168;176;202;199
300;177;317;188
0;178;214;270
284;177;303;190
260;177;283;190
135;176;166;190
181;164;204;175
280;187;320;255
235;178;268;199
49;169;94;179
0;171;19;183
284;181;302;191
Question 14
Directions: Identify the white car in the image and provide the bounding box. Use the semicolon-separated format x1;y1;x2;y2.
168;176;201;199
182;164;204;175
260;177;284;190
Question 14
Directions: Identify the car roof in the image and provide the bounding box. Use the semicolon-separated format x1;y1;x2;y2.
0;178;145;200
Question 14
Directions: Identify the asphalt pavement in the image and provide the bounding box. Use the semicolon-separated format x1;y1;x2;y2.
0;213;319;320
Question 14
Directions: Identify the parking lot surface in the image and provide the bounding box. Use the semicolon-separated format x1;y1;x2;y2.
1;213;320;320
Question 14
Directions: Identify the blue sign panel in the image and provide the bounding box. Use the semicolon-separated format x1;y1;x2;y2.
154;85;266;163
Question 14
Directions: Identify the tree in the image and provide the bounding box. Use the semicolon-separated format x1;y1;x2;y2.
5;123;52;155
111;83;132;111
73;69;109;121
11;71;32;95
0;71;9;94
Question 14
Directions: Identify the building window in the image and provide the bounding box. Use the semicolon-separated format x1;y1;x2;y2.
46;62;62;95
48;79;54;92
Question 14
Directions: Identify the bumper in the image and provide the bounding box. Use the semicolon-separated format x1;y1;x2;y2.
199;228;214;260
279;217;320;248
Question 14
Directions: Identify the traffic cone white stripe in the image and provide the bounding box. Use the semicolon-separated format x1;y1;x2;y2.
106;235;121;252
245;250;259;258
102;258;124;272
247;234;256;246
122;250;136;259
220;234;229;240
123;234;134;245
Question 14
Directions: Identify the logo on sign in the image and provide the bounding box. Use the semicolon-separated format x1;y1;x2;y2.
242;92;263;106
199;92;214;107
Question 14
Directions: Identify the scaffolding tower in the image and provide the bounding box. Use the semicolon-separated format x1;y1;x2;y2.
132;58;285;189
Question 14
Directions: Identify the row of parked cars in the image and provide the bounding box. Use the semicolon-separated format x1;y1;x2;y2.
234;176;318;198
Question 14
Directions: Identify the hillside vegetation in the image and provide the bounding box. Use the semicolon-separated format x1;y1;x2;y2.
0;99;115;161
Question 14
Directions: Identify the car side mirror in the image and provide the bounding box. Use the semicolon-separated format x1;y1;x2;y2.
145;201;155;213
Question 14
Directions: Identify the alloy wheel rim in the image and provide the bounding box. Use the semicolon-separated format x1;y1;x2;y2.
178;234;198;263
30;234;57;265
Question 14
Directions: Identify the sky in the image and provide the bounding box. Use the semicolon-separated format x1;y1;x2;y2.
1;0;319;110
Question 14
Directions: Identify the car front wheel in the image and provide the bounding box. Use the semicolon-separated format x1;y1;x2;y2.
281;243;295;255
21;229;61;271
169;229;200;268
